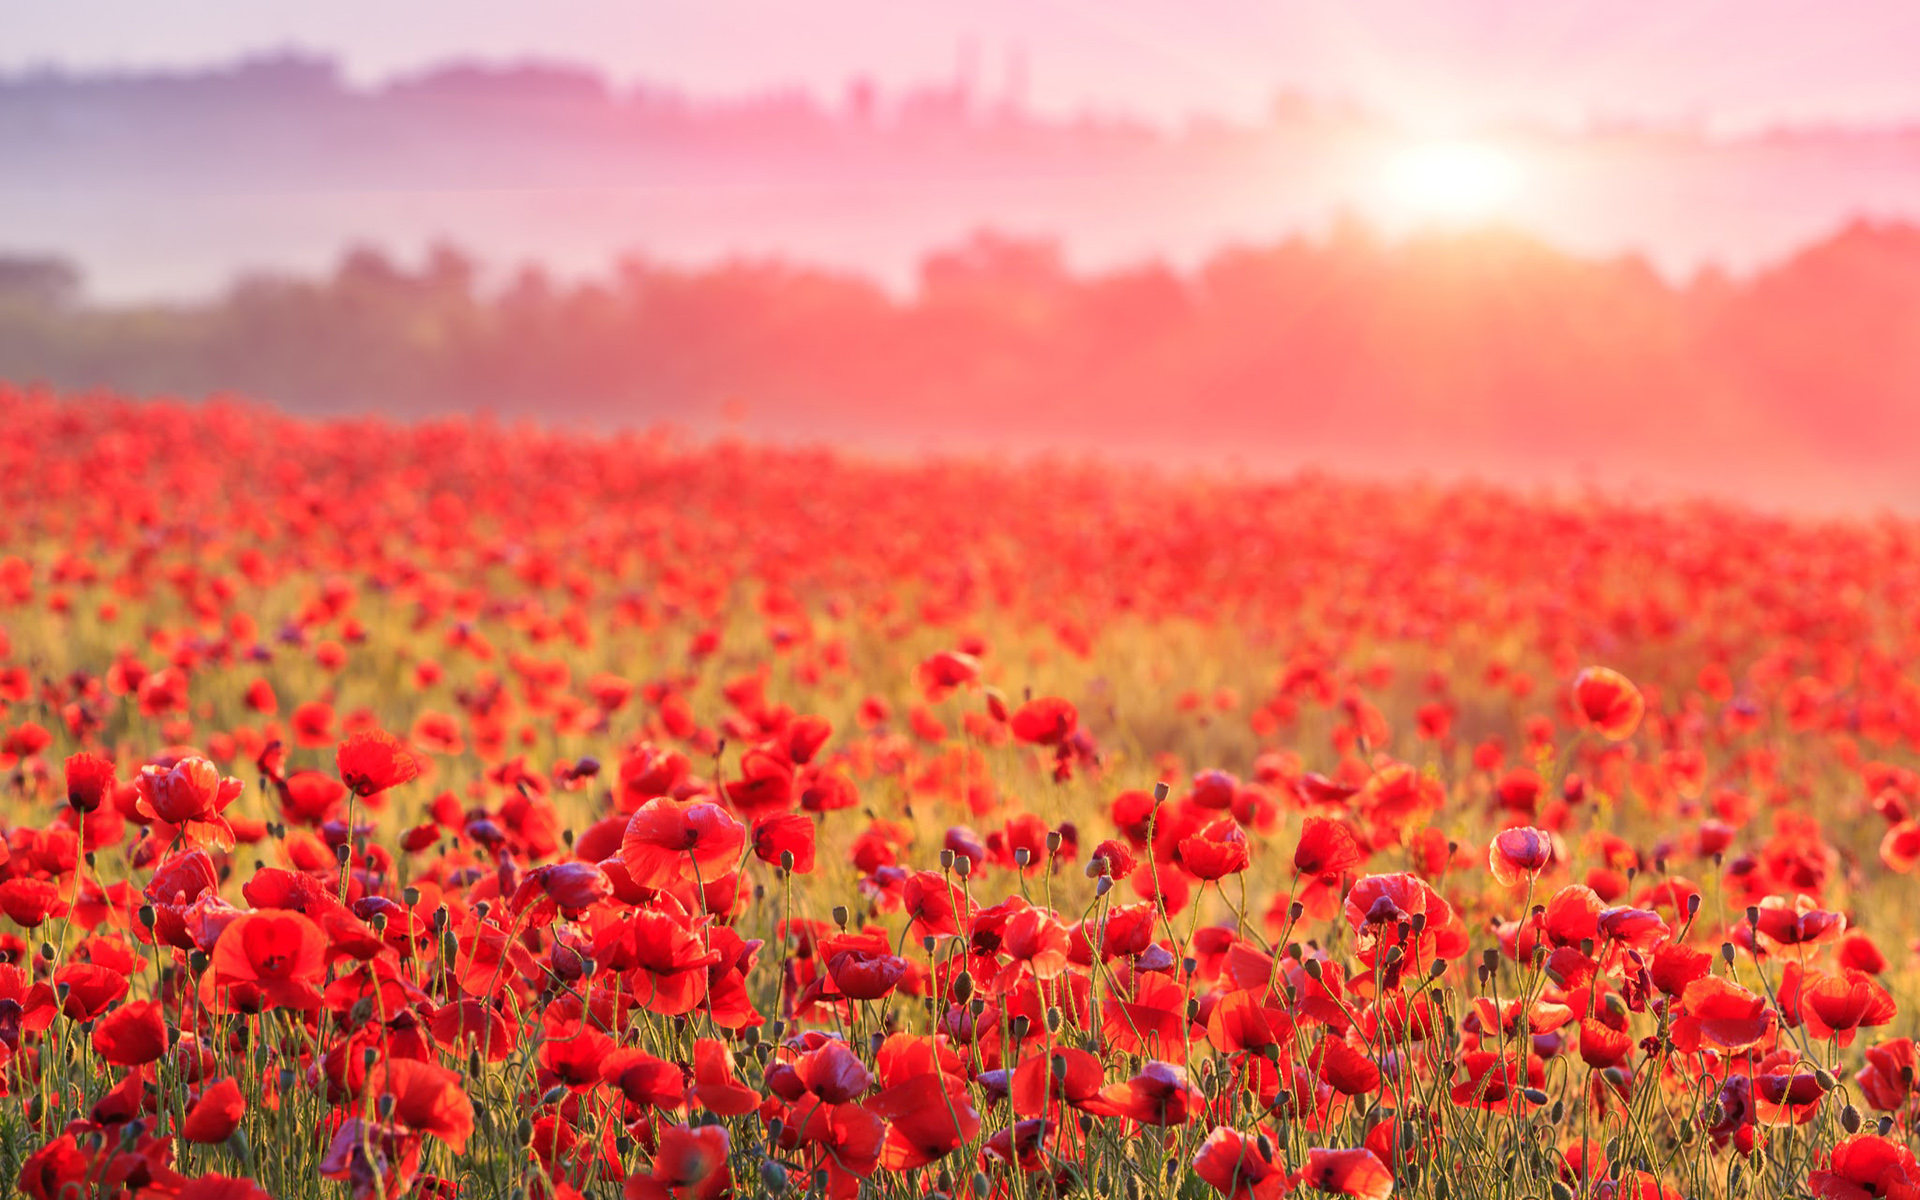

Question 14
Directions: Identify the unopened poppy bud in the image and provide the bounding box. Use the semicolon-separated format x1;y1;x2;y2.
377;1094;396;1120
362;1047;378;1071
1303;958;1324;980
335;843;351;866
1841;1105;1862;1133
1522;1087;1549;1105
813;1168;830;1191
922;935;936;952
767;1116;785;1142
1153;782;1170;802
953;972;974;1003
759;1161;788;1193
1814;1068;1838;1089
780;850;794;871
1045;1007;1062;1033
1880;1116;1897;1136
1289;901;1304;921
1745;905;1759;927
188;950;209;975
831;905;849;928
1182;956;1198;977
1549;1100;1565;1123
39;942;54;962
137;905;156;929
541;1084;568;1106
516;1116;533;1145
1011;1015;1030;1040
1720;942;1735;964
1384;945;1405;966
1431;959;1448;978
1551;1183;1574;1200
1482;948;1499;972
1687;893;1702;915
973;1171;991;1196
971;998;987;1017
468;1050;483;1076
1095;876;1112;897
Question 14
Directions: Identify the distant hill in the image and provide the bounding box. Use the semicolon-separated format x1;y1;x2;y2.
7;54;1920;299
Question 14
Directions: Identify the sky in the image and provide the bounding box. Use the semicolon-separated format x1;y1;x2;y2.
10;0;1920;134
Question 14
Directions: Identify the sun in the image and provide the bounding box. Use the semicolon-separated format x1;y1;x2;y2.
1384;138;1524;222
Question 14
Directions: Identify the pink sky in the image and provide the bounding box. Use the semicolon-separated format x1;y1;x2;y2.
12;0;1920;133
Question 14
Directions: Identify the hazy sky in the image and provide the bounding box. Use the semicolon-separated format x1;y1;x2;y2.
11;1;1920;132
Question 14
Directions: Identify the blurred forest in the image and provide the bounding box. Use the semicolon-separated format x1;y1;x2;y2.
5;219;1920;501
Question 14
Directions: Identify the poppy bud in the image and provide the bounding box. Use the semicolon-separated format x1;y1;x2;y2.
973;1172;991;1196
780;850;794;871
1304;959;1323;981
377;1094;396;1120
1551;1184;1574;1200
1011;1014;1030;1040
1720;941;1735;964
1430;959;1448;979
469;1050;483;1076
939;848;954;870
1289;901;1304;921
1045;1007;1062;1033
188;951;209;975
1014;847;1031;867
1814;1068;1838;1089
1841;1105;1862;1133
403;886;421;906
1095;876;1112;897
767;1117;785;1142
137;905;155;928
516;1116;533;1145
760;1162;788;1193
39;942;54;962
541;1084;568;1106
953;972;974;1004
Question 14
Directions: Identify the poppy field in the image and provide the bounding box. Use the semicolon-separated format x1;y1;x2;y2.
1;385;1918;1200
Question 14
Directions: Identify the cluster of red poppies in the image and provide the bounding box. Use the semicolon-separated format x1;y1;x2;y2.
0;385;1916;1199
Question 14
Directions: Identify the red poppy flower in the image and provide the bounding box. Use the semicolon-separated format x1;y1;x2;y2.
365;1057;476;1153
1009;696;1077;745
1193;1126;1289;1200
1180;819;1252;880
178;1176;276;1200
868;1074;983;1169
134;756;243;851
1571;667;1645;741
1808;1135;1920;1200
1294;816;1365;878
621;797;747;889
0;877;68;928
692;1038;761;1117
93;998;168;1066
1855;1038;1916;1112
1088;1060;1205;1127
1671;976;1775;1054
206;910;329;1013
1297;1148;1394;1200
1799;970;1897;1046
751;812;816;874
601;1046;686;1109
335;729;420;798
65;752;117;813
626;1124;732;1200
1489;826;1554;886
182;1077;246;1143
54;961;128;1021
